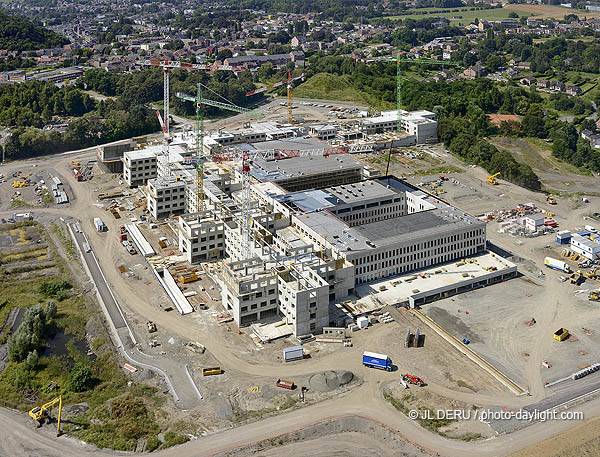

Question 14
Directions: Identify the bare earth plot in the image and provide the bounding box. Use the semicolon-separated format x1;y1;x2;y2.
509;416;600;457
487;137;598;194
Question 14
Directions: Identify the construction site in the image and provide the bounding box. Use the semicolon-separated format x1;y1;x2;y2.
2;58;600;457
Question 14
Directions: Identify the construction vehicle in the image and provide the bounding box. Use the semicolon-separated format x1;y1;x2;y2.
488;172;500;185
12;180;26;188
570;270;585;286
119;225;127;243
71;161;80;166
203;367;223;376
570;253;580;261
546;195;557;205
402;374;425;387
554;328;569;341
180;272;198;284
589;290;600;301
587;267;599;280
28;396;63;436
146;321;157;333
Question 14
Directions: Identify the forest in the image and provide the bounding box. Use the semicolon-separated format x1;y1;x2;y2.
0;12;68;51
3;67;260;160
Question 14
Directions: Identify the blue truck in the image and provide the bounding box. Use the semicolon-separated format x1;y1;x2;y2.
362;351;392;371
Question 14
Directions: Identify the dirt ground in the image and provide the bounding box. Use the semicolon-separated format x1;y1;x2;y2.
383;379;494;440
213;417;430;457
509;416;600;457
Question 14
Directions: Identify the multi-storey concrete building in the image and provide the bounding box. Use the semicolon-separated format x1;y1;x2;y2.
177;170;490;335
123;149;158;187
147;177;187;220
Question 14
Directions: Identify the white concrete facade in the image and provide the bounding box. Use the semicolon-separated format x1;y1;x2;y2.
123;150;157;187
147;177;187;220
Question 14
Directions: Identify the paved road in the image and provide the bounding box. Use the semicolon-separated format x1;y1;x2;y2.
66;219;202;408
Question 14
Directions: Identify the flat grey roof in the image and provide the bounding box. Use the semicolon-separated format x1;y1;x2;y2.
327;180;398;204
355;211;452;244
251;154;363;182
251;136;327;152
275;189;336;212
295;208;483;254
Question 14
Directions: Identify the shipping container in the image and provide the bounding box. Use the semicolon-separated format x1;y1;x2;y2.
283;346;304;362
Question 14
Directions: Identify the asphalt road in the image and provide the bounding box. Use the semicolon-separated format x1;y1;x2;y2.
65;219;201;408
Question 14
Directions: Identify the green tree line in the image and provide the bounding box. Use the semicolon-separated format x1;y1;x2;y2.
0;80;95;128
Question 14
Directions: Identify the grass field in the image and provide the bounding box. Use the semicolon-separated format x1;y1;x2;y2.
294;73;395;110
488;136;591;178
385;6;525;24
384;4;600;24
507;4;600;20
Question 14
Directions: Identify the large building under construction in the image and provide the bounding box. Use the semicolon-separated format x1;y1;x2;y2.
119;118;502;336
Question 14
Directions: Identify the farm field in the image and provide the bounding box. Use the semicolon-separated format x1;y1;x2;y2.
384;4;600;24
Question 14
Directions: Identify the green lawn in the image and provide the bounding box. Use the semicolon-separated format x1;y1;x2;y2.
294;73;395;110
384;6;524;24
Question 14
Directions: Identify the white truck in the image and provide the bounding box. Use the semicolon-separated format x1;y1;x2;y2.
584;225;597;233
544;257;571;273
94;217;106;232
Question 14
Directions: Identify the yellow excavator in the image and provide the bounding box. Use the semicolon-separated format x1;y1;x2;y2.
589;290;600;302
546;194;557;205
488;172;500;185
28;396;63;436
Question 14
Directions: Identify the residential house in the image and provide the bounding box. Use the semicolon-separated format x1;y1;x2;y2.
537;79;549;89
463;62;487;80
291;35;306;48
550;80;565;92
566;85;582;96
517;61;531;71
582;129;600;148
478;20;492;31
520;76;536;86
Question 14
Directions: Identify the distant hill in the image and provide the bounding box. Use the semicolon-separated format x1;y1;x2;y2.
0;12;68;51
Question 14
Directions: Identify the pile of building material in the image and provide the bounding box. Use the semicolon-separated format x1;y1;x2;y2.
309;370;353;392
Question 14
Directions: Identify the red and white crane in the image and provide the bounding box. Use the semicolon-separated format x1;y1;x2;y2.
144;59;246;177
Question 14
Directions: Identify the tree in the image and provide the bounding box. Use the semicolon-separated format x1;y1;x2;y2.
69;363;94;392
8;304;49;362
216;49;233;61
40;279;72;300
26;349;39;370
45;300;57;320
164;39;184;50
522;104;547;138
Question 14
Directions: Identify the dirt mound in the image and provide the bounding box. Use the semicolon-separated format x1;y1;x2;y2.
309;370;353;392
